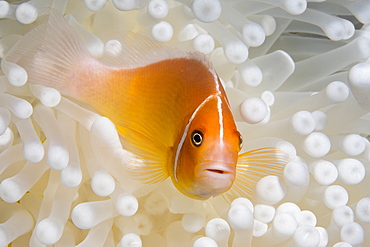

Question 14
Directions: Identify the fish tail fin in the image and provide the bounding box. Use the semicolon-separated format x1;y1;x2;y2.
223;147;289;203
4;8;98;99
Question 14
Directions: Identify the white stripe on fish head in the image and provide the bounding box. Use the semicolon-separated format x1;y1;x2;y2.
216;95;224;145
173;93;226;182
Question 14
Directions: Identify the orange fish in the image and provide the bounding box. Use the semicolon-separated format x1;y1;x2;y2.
6;9;287;200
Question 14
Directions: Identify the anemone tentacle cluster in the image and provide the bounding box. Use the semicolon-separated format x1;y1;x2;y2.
1;0;370;246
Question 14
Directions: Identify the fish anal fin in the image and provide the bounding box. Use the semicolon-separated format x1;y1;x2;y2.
223;147;289;203
117;119;170;185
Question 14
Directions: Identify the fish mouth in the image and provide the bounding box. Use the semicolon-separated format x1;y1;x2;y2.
194;161;236;197
202;164;234;176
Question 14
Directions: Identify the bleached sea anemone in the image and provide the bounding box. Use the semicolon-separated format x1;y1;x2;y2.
1;0;370;246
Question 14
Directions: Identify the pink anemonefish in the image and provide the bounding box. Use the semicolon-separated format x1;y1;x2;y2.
5;9;288;201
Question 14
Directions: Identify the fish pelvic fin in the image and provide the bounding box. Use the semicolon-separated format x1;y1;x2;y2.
223;147;289;203
4;8;100;99
118;119;170;184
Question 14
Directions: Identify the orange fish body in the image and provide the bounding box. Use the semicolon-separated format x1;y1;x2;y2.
75;56;242;199
6;9;286;200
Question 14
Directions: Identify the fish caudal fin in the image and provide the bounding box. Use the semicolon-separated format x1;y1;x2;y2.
4;8;96;99
223;148;289;203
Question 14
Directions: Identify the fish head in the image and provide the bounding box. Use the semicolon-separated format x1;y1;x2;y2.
173;95;243;200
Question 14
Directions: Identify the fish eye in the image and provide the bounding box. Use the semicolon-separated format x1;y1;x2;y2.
191;130;203;147
239;134;243;149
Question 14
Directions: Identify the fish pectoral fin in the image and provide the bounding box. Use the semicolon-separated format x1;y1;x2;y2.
117;120;170;184
223;147;289;203
126;158;169;184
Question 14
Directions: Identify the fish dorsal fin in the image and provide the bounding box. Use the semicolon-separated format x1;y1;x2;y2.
223;147;289;203
117;118;171;184
99;31;211;69
99;31;185;68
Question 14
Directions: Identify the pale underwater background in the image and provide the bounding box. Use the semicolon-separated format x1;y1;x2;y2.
1;0;370;246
